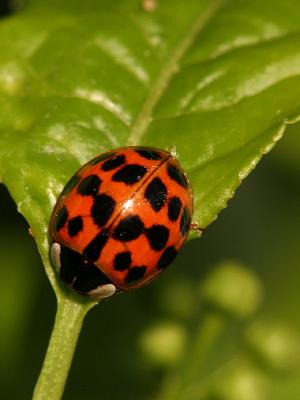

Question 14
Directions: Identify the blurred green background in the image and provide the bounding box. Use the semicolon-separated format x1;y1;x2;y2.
0;120;300;400
1;1;300;399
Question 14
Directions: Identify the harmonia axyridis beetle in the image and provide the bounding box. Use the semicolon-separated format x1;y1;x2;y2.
49;146;193;300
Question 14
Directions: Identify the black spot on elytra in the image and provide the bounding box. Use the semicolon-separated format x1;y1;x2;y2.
157;246;177;270
77;175;101;196
61;174;81;196
125;266;147;284
55;206;68;232
113;215;144;242
145;225;169;251
145;177;167;212
83;229;110;263
135;148;163;160
73;263;112;293
102;154;125;171
59;246;84;284
168;196;182;222
112;164;147;185
89;152;116;166
91;194;116;227
180;206;191;236
68;216;83;237
167;163;188;189
113;251;132;271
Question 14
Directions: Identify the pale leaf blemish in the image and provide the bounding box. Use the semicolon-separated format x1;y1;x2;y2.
0;62;25;95
93;116;120;147
47;185;60;209
74;87;132;126
47;124;68;141
94;36;150;84
74;121;91;129
46;124;97;164
250;17;285;38
66;139;99;164
207;18;285;61
180;69;225;111
132;15;163;49
191;52;300;112
17;194;31;215
194;142;215;167
236;55;300;100
47;176;64;196
40;144;67;156
210;35;262;60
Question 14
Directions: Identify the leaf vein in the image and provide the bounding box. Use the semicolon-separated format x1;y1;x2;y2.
126;0;224;145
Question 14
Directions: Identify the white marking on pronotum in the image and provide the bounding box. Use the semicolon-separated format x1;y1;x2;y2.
88;284;117;300
51;242;61;272
50;243;117;299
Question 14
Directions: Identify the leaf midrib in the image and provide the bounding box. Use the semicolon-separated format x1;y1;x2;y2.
126;0;224;146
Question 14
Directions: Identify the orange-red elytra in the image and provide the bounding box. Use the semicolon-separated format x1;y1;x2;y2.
49;146;193;300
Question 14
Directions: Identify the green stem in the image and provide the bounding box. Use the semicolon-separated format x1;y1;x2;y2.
32;298;94;400
158;312;225;400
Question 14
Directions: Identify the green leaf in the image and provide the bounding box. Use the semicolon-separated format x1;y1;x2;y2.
1;0;300;298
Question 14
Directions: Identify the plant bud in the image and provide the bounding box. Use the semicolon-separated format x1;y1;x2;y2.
200;261;263;319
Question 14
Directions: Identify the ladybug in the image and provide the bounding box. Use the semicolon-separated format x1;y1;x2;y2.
49;146;193;300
